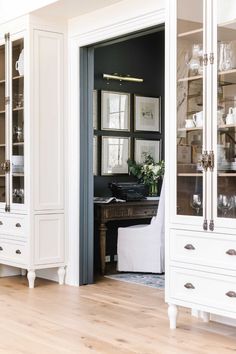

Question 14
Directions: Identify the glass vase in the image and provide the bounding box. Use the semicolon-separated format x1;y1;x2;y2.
149;183;158;197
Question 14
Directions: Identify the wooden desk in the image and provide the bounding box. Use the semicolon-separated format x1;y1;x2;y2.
94;200;159;274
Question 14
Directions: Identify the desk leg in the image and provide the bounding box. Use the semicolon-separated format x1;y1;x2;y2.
99;223;107;275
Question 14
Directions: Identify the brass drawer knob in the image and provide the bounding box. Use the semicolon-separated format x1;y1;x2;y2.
184;244;195;250
0;221;2;225
15;249;21;255
184;282;195;289
226;291;236;298
0;246;3;251
226;249;236;256
15;223;21;228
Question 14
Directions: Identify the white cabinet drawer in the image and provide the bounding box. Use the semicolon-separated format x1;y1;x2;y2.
170;229;236;270
170;267;236;313
0;240;27;264
0;215;27;238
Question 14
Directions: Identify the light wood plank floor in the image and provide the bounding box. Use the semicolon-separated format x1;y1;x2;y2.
0;276;235;353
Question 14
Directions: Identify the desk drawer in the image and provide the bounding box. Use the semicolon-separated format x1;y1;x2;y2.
170;229;236;270
170;267;236;314
131;206;157;218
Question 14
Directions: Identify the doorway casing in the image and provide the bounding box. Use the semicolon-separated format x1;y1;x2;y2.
67;6;165;286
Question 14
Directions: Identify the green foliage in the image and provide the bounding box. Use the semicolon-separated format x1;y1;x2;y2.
128;154;165;186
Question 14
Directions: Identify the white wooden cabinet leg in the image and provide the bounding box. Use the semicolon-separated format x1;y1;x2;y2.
200;311;210;323
168;304;178;329
21;269;27;276
58;266;65;285
27;270;36;289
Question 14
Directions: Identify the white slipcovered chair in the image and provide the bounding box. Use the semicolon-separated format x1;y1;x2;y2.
117;178;165;273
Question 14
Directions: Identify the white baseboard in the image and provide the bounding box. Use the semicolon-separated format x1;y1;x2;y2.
36;268;58;283
0;265;21;277
211;314;236;327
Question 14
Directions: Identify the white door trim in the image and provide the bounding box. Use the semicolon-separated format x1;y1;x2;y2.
66;7;165;286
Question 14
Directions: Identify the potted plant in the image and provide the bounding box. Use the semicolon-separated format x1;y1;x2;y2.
128;154;165;197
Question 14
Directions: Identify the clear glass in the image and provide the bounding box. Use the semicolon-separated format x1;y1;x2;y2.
176;0;203;216
217;3;236;218
11;39;24;204
0;44;6;203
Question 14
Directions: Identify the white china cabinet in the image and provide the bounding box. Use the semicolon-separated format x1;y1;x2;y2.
166;0;236;327
0;16;65;288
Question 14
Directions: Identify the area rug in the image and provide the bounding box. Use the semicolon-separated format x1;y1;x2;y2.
105;273;165;289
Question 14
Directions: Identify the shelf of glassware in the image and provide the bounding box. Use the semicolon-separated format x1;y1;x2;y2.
177;172;236;177
177;173;202;177
178;127;203;133
178;28;203;42
178;75;202;83
218;123;236;130
178;68;236;84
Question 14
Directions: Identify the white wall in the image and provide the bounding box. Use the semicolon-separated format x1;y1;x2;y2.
69;0;165;38
0;0;58;23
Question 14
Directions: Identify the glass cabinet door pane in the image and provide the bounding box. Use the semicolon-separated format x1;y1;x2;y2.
176;0;204;216
0;44;6;203
217;2;236;219
11;39;24;205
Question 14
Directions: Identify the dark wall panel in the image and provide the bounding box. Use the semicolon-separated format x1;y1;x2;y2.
93;29;165;197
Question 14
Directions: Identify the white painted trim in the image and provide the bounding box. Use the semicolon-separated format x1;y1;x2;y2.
66;6;165;286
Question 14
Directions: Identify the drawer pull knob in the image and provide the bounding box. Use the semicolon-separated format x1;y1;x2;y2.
226;291;236;298
0;246;3;251
226;249;236;256
0;221;2;225
184;283;195;289
184;244;195;250
15;249;21;255
15;223;21;228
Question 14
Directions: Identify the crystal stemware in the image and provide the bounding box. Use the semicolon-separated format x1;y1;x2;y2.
218;194;232;217
190;194;202;215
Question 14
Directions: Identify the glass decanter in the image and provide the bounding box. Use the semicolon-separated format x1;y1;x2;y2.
188;44;202;76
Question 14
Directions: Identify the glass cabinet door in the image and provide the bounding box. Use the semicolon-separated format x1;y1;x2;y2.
0;43;6;205
11;38;24;205
176;0;204;217
216;2;236;219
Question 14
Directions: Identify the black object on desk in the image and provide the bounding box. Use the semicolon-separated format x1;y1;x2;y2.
109;182;147;201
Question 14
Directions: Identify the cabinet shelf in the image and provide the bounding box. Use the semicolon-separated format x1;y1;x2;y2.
12;173;24;177
13;142;24;146
178;127;203;132
218;19;236;30
178;28;203;42
218;173;236;177
177;173;202;177
12;75;23;80
0;175;4;178
0;144;5;147
0;110;5;114
218;68;236;83
218;123;236;130
178;75;202;83
0;79;5;84
13;107;24;112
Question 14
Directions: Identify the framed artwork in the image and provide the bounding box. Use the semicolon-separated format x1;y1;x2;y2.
135;139;160;163
93;136;98;175
135;95;161;132
101;91;130;131
93;90;98;130
101;136;130;175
